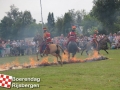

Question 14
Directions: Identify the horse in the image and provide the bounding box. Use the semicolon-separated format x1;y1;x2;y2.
33;35;65;66
80;40;93;55
81;35;111;55
67;41;79;60
98;35;111;54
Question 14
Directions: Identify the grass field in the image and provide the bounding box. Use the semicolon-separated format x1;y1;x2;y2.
0;49;120;90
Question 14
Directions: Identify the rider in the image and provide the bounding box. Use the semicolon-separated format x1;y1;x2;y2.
66;25;80;51
41;27;52;53
66;25;77;46
43;27;52;43
93;30;99;49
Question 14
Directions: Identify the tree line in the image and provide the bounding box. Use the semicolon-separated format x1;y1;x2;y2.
0;0;120;40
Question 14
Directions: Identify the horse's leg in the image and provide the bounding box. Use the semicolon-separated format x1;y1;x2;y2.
104;49;109;54
98;51;100;54
51;53;59;65
43;45;50;56
56;55;59;63
56;54;62;65
42;47;47;56
36;52;39;61
72;52;76;58
39;50;43;57
58;54;63;66
81;49;85;55
38;45;43;57
39;51;43;57
97;49;100;54
68;52;70;61
86;50;89;55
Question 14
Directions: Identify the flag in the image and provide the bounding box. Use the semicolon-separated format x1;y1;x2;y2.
0;74;12;88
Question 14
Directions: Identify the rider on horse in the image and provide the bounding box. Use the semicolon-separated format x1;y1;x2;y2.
43;27;52;43
66;25;77;45
40;27;52;53
92;30;99;49
66;25;80;51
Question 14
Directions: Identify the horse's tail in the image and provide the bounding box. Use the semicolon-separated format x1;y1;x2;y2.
57;44;65;55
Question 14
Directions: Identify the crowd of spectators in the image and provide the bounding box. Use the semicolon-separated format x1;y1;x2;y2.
108;33;120;49
0;38;36;57
0;32;120;58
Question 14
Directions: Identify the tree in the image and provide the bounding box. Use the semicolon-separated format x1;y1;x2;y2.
82;14;102;35
0;5;38;39
23;23;42;38
55;9;87;36
92;0;120;33
63;13;73;36
47;12;55;30
22;11;33;26
0;16;14;39
55;17;64;35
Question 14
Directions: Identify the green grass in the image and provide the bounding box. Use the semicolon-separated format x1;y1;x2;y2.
0;49;120;90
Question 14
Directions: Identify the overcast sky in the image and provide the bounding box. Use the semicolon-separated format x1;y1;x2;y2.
0;0;93;23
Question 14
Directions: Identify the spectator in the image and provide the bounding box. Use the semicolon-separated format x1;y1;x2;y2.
59;36;65;49
108;33;113;43
5;40;11;56
16;40;21;56
20;40;26;56
111;43;116;49
31;40;36;54
1;41;6;57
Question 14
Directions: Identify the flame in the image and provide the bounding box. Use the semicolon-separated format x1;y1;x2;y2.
0;50;104;71
11;59;20;67
5;63;11;68
86;50;100;60
71;57;78;61
29;57;38;66
0;63;11;69
92;50;99;58
23;63;29;67
40;57;50;65
0;64;6;69
53;57;57;63
62;50;68;61
71;57;78;60
62;50;83;62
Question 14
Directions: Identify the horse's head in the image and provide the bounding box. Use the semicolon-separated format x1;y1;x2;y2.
103;36;111;43
33;35;43;45
99;35;111;48
99;35;108;42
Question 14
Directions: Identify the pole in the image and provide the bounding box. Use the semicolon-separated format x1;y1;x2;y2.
40;0;44;39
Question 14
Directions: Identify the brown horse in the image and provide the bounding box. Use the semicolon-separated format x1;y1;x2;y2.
98;35;111;54
33;35;65;66
81;35;111;55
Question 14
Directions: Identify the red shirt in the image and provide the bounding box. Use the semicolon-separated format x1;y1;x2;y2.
93;34;97;39
67;31;76;39
44;32;51;43
44;32;51;39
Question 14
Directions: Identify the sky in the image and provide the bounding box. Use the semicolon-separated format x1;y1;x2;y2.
0;0;94;23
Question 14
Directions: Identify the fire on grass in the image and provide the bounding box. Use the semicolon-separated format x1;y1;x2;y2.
0;50;108;71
